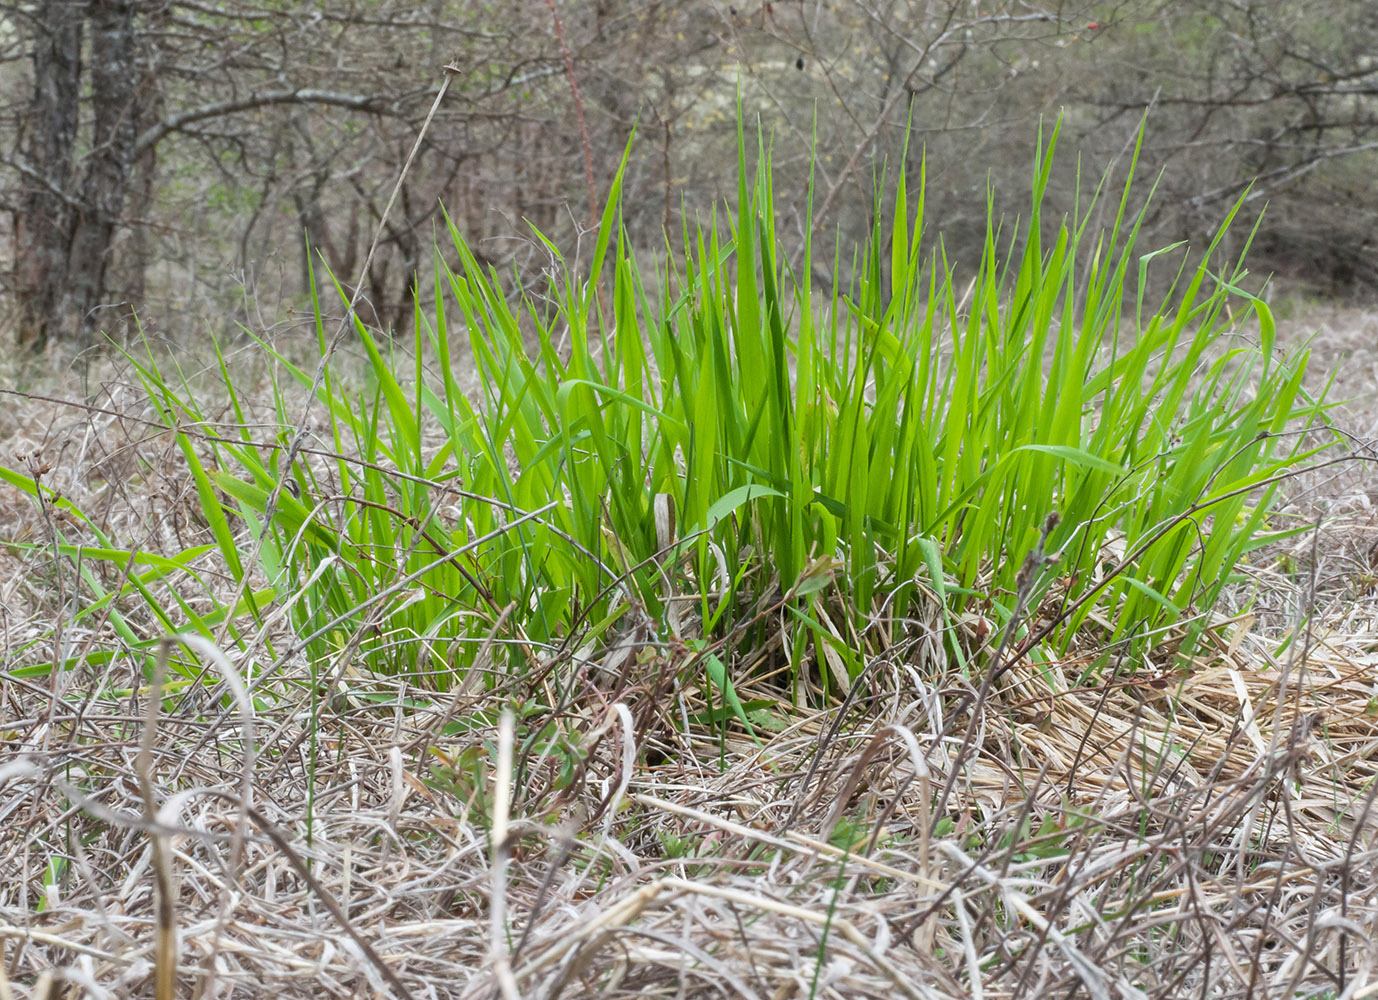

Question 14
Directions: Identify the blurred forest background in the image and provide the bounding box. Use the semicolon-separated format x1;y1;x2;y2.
1;0;1376;352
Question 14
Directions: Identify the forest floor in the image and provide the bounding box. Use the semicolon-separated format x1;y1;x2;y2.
0;301;1376;999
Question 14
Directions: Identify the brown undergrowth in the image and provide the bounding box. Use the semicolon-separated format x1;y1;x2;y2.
2;352;1377;999
1;596;1376;998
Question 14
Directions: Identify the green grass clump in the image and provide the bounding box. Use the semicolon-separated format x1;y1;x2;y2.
6;119;1330;700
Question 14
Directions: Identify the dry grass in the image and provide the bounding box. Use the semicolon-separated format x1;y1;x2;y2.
2;326;1377;1000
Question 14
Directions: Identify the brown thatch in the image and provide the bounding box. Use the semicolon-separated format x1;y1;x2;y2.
1;325;1377;1000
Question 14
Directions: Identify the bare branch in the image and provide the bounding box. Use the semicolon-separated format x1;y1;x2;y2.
135;88;401;155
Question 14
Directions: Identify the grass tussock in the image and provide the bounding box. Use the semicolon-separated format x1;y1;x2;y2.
0;118;1375;999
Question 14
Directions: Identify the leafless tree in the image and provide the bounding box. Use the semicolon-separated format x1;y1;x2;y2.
2;1;1376;352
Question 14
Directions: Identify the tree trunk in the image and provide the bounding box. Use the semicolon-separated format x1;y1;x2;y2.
15;0;85;350
64;0;138;347
14;0;140;350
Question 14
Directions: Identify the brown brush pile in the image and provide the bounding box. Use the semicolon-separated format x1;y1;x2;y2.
1;338;1377;1000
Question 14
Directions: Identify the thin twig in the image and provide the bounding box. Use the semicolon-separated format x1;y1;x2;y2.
544;0;598;227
